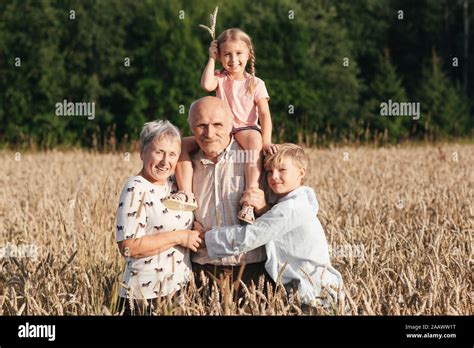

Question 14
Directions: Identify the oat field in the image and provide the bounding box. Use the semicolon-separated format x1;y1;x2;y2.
0;144;472;315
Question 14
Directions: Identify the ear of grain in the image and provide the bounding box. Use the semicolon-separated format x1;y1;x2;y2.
0;145;471;315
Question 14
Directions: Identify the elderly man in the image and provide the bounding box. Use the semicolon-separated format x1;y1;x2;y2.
187;96;272;287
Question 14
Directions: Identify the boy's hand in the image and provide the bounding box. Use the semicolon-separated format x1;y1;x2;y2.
209;40;218;60
241;188;268;216
263;143;280;156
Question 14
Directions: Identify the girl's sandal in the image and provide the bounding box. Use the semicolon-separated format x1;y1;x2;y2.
162;191;198;211
238;205;255;224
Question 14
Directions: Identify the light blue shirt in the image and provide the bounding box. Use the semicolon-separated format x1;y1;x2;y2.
205;186;344;305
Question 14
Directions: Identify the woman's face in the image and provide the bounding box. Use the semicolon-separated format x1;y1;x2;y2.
140;136;180;185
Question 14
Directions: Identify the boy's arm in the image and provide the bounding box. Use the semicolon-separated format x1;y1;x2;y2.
257;98;279;155
205;199;300;260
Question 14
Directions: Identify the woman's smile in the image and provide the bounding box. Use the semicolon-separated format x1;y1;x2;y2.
140;137;180;185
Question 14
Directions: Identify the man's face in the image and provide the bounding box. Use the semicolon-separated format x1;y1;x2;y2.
190;102;232;159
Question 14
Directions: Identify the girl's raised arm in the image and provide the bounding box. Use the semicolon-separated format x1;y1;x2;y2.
201;41;219;92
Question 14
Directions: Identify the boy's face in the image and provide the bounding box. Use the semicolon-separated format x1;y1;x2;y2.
266;157;306;197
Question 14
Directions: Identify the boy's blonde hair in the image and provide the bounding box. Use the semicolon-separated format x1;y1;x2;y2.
216;28;256;96
264;143;308;184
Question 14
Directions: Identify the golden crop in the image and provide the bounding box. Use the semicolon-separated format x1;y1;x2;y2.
0;144;472;315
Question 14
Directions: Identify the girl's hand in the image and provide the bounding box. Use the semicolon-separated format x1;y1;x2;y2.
263;143;280;156
178;230;202;252
209;40;218;60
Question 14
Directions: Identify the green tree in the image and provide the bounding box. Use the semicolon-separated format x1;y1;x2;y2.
331;0;393;84
361;48;408;141
126;0;208;139
416;51;470;139
0;0;470;148
232;0;361;144
0;0;67;147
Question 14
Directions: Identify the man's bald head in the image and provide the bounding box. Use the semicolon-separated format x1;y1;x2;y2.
188;96;232;129
188;96;233;161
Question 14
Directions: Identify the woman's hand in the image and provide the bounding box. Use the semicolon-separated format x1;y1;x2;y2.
178;230;202;252
263;143;280;156
209;40;218;60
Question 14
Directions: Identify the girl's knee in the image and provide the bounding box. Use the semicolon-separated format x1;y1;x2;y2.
237;130;262;150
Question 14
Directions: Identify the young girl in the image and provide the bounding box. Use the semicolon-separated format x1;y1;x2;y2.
163;28;279;224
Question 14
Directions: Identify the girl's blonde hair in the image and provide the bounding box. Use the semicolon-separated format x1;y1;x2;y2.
264;143;308;184
216;28;256;96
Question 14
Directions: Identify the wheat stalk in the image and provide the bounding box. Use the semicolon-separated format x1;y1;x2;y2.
1;145;472;316
199;6;219;40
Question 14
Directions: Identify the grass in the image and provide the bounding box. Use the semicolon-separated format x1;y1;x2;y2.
0;144;472;315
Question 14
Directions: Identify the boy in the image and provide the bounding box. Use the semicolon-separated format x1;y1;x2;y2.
202;143;344;310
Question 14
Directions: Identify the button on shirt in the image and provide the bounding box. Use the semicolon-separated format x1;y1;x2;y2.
191;138;266;266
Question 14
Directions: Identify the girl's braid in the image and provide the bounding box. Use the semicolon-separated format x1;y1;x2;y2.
246;44;256;96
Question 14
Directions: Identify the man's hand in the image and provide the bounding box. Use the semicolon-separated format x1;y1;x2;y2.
193;221;204;232
194;221;207;249
240;188;269;217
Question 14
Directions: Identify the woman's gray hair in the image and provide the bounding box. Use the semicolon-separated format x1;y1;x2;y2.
139;120;181;152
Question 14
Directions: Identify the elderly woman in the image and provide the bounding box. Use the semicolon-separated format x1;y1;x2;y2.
115;120;201;315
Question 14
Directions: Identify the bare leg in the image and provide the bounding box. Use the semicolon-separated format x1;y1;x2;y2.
234;130;263;192
175;136;199;193
234;130;263;224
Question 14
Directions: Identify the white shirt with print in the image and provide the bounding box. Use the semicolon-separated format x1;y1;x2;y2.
115;175;193;299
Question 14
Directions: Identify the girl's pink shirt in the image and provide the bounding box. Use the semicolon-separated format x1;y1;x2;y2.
215;70;270;129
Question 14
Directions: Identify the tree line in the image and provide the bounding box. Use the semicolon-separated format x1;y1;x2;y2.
0;0;472;149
